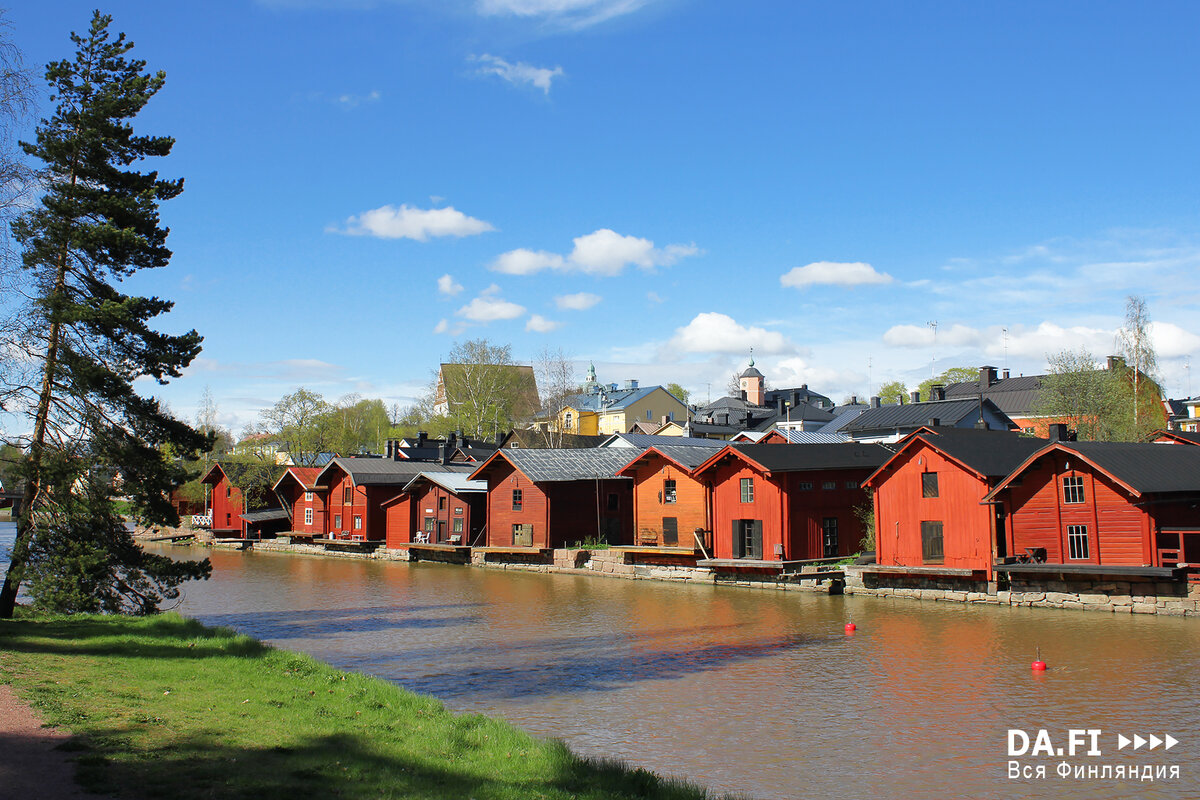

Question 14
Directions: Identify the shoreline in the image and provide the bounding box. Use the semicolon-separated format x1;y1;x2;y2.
142;527;1200;617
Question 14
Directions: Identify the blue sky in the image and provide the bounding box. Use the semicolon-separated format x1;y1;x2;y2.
9;0;1200;433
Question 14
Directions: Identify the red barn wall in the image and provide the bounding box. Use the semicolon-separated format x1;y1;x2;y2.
409;484;486;545
278;480;326;537
484;462;550;547
709;461;784;560
546;479;632;548
207;472;244;534
323;468;373;539
628;455;709;547
384;495;415;548
871;442;996;574
783;468;873;560
1006;452;1151;565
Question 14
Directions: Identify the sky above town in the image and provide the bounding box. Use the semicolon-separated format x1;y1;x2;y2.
8;1;1200;433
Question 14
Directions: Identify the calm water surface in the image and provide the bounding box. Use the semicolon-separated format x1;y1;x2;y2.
4;525;1197;799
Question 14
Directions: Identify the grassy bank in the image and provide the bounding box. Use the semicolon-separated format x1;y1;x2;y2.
0;612;739;800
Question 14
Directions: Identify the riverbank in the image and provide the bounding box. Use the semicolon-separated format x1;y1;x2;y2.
0;610;740;800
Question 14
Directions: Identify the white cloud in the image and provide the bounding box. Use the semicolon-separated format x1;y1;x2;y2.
646;291;664;304
1150;321;1200;359
456;291;527;322
998;322;1114;361
336;89;381;109
491;248;566;275
433;319;450;334
336;204;496;241
437;274;464;296
555;292;601;310
474;0;649;29
526;314;562;332
491;229;699;277
473;54;564;94
780;261;894;289
668;312;796;356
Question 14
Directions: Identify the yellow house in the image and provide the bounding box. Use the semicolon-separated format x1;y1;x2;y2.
557;380;688;436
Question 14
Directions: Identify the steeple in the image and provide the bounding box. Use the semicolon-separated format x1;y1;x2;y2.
738;350;765;405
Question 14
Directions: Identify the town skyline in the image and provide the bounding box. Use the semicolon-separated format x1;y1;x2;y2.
8;1;1200;433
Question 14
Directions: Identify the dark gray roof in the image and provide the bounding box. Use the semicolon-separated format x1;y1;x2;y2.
1056;441;1200;494
944;375;1044;417
240;508;289;523
764;386;834;409
475;449;636;482
843;399;1012;434
315;457;470;487
602;433;725;449
623;444;729;472
901;428;1047;479
1158;430;1200;445
401;472;487;494
819;404;868;434
700;442;893;474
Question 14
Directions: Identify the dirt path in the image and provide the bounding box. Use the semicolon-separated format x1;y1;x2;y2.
0;683;110;800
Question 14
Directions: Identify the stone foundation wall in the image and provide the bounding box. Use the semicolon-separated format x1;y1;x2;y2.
843;566;1200;616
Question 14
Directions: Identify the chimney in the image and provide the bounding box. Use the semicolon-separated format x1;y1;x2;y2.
850;395;858;405
1048;423;1069;442
438;442;451;465
740;390;747;401
385;439;394;459
979;366;998;388
791;390;801;408
496;431;507;446
910;390;921;404
417;431;427;448
625;379;638;390
447;431;458;452
1002;369;1010;379
871;396;881;408
1107;355;1126;371
777;396;786;415
931;384;946;401
928;418;940;427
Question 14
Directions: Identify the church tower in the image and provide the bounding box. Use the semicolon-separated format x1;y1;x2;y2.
739;352;765;406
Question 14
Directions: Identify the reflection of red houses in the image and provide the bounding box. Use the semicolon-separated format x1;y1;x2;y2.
383;472;487;549
615;445;718;548
273;467;326;538
693;443;891;561
864;428;1047;580
467;449;634;549
314;457;469;541
986;441;1200;575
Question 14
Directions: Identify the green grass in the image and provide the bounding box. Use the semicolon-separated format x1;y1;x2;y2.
0;611;739;800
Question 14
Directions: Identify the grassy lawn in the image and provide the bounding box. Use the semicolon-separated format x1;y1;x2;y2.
0;612;739;800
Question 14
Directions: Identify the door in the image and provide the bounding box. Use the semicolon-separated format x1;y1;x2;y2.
822;517;839;557
662;517;678;546
437;520;447;544
732;519;762;559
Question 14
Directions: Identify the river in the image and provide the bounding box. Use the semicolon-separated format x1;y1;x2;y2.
3;524;1197;798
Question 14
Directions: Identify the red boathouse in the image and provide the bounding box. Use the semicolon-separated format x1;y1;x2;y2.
272;466;326;538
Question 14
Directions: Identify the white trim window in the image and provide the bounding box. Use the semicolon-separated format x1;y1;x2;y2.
304;507;313;526
304;491;313;502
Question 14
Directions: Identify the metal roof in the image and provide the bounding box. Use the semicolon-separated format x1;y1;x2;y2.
315;457;470;487
867;428;1047;486
622;444;730;473
699;442;893;474
1057;441;1200;494
401;472;488;494
239;508;289;523
842;398;1012;433
602;432;725;449
818;404;869;434
474;448;636;482
780;430;851;444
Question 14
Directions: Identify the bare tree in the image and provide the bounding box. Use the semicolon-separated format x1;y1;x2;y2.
535;347;578;446
1116;295;1158;434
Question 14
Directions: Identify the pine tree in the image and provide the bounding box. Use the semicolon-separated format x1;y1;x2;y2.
0;12;210;617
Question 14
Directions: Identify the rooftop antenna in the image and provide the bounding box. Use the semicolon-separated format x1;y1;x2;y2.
1186;356;1192;397
928;320;938;378
868;356;873;396
1002;326;1009;371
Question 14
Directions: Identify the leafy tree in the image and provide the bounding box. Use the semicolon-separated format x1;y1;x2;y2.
917;366;979;400
877;380;907;405
434;339;538;440
328;394;390;455
0;12;211;617
665;382;690;406
260;387;332;465
1032;348;1124;440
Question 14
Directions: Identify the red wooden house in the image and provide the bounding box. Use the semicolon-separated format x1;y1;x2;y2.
467;449;634;549
314;457;470;541
1152;430;1200;446
615;445;717;548
272;467;326;538
382;472;487;549
693;443;891;562
863;428;1047;579
200;462;285;538
985;441;1200;574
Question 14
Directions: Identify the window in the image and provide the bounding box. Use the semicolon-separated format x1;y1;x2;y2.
1063;476;1085;504
922;472;939;498
343;486;353;504
662;517;678;546
607;492;619;511
334;514;342;529
353;515;362;530
304;491;313;501
921;521;944;564
1067;524;1090;560
822;481;837;490
454;507;464;515
226;486;231;498
663;479;677;504
512;489;523;511
453;518;463;533
740;478;755;503
424;517;435;533
797;481;813;491
565;411;573;429
822;517;839;557
304;508;313;526
845;481;859;490
646;409;653;421
668;412;674;422
438;496;446;510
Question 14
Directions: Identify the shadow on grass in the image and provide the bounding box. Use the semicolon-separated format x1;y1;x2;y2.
0;613;271;661
67;726;744;800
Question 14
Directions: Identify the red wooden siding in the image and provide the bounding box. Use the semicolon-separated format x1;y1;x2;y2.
708;461;784;560
276;470;327;537
1004;452;1152;566
384;495;415;548
482;462;632;548
408;483;485;545
627;453;710;547
484;461;550;547
870;441;997;575
321;465;376;540
203;468;244;534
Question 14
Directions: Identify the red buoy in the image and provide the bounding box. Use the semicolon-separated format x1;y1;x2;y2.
1031;647;1047;671
844;622;857;633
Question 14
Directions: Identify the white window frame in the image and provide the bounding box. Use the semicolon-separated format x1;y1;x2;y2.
304;507;313;526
